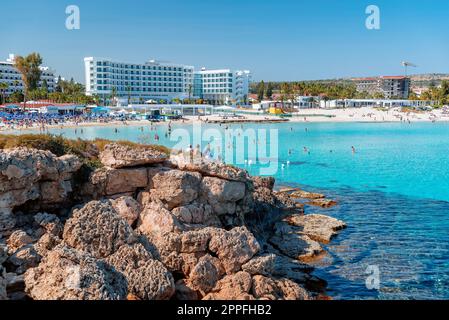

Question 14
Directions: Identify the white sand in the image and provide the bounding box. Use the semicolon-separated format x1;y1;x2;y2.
1;107;448;133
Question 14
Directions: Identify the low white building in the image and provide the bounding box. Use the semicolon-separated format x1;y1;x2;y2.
320;99;435;109
0;54;56;97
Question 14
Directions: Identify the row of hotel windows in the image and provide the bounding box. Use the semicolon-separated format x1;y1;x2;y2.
94;62;190;72
95;68;185;77
203;84;233;88
95;81;183;88
203;89;233;93
201;73;233;78
94;86;184;93
93;75;184;82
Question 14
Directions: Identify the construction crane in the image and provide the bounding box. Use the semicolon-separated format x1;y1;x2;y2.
401;61;417;77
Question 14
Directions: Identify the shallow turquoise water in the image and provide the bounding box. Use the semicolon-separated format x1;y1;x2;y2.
15;121;449;299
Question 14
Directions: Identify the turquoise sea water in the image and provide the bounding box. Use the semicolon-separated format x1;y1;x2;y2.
13;121;449;299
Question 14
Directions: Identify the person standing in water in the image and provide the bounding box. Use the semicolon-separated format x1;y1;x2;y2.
352;146;356;154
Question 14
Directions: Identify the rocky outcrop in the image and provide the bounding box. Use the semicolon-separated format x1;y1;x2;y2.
307;198;338;208
63;201;136;259
105;244;175;300
285;214;346;243
0;145;346;301
0;148;81;236
99;143;168;169
0;265;6;300
170;155;250;182
24;244;127;300
111;196;142;227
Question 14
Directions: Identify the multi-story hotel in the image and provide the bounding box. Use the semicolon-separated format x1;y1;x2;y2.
0;54;56;97
194;68;251;105
353;76;411;99
84;57;194;104
84;57;251;105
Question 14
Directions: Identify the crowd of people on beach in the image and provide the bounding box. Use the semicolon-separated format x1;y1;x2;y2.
0;111;138;132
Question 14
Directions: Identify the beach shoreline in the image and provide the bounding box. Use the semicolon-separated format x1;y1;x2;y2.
1;107;448;134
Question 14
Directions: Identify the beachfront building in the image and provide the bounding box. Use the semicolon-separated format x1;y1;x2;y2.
353;76;411;99
194;68;251;106
320;99;435;109
0;54;56;97
84;57;195;105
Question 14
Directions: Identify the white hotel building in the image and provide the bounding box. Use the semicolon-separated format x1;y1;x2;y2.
84;57;194;104
194;69;251;106
84;57;251;106
0;54;56;97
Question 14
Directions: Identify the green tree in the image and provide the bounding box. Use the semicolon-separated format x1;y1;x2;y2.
0;82;8;104
14;53;43;108
266;82;273;99
257;80;265;102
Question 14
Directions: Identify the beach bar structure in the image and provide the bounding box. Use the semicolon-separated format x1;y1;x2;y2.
320;99;435;109
124;104;214;116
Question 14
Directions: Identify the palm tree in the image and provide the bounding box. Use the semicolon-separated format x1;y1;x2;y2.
0;82;9;104
126;86;132;105
188;84;193;104
111;86;118;107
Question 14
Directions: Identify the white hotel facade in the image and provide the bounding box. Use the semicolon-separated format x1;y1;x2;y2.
0;54;56;97
84;57;251;106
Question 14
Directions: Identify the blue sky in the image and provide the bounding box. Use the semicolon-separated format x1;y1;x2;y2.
1;0;448;83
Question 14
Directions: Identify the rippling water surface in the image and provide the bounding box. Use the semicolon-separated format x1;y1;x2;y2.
17;121;449;299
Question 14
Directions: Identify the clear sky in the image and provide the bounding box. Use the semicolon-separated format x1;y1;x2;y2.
1;0;448;83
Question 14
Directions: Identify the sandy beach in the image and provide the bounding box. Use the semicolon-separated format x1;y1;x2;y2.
1;107;448;133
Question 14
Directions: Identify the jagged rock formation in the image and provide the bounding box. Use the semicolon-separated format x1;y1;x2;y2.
0;145;346;300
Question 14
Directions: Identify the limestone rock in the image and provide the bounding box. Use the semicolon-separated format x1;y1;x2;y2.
63;201;136;259
0;148;80;208
200;177;246;215
0;243;7;264
171;204;220;227
139;202;183;236
241;254;276;276
0;266;6;300
24;245;127;300
34;233;61;257
149;169;202;210
307;198;338;208
252;176;275;191
7;230;33;254
170;155;250;182
175;279;199;300
0;208;16;237
188;254;224;295
7;245;41;274
290;190;325;200
251;275;310;300
203;271;254;300
34;212;63;237
99;143;168;169
105;168;148;196
105;243;175;300
111;196;142;227
285;214;346;243
269;222;323;261
209;227;260;274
